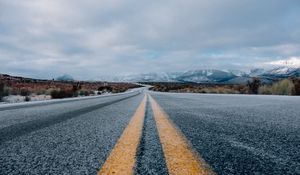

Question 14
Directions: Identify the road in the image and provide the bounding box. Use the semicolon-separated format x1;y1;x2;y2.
0;89;299;175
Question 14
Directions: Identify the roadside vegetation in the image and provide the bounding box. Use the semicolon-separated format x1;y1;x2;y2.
0;74;142;102
258;79;299;95
0;83;10;101
148;77;300;96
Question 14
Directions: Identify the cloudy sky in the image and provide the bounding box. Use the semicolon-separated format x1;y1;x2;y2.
1;0;300;80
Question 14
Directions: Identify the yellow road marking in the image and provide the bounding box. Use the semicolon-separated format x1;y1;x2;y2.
98;95;147;175
149;95;215;175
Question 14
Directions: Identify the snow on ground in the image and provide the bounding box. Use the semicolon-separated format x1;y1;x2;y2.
2;95;51;103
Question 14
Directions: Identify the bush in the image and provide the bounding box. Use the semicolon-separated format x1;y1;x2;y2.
72;84;80;97
46;88;55;95
50;89;74;99
20;88;31;96
73;91;79;97
36;89;46;95
258;85;272;95
0;83;4;101
50;89;60;99
233;85;248;94
0;83;10;101
258;79;295;95
25;96;31;102
98;86;113;92
271;79;295;95
79;89;89;96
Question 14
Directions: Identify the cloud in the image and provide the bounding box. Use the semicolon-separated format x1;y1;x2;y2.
0;0;300;79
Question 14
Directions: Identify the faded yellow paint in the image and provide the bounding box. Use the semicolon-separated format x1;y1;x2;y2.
98;95;147;175
149;95;215;175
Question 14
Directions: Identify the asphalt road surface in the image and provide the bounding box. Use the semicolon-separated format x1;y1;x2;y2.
0;89;299;175
150;92;300;175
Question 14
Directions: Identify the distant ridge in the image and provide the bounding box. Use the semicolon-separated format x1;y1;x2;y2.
115;66;300;84
55;74;74;81
2;66;299;84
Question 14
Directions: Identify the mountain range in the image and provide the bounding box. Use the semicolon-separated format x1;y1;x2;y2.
3;65;299;85
112;66;300;84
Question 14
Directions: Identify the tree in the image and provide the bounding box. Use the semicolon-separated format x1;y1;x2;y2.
292;78;300;95
247;77;261;94
0;83;4;100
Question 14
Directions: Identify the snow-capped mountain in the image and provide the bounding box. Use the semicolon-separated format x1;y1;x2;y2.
113;66;299;84
249;68;265;77
264;67;299;75
226;69;247;77
116;69;239;83
262;57;300;77
175;69;237;83
120;73;173;82
267;57;300;68
262;67;300;78
96;58;300;83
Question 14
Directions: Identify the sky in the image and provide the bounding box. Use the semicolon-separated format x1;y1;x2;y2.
1;0;300;80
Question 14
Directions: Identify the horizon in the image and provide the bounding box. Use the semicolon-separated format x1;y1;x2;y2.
1;0;300;80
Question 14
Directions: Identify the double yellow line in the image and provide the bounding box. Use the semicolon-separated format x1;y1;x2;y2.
98;94;215;175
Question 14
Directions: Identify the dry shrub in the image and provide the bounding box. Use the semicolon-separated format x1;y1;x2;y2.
79;89;90;96
258;79;295;95
50;89;74;99
0;84;12;101
20;88;31;96
258;85;272;95
271;79;295;95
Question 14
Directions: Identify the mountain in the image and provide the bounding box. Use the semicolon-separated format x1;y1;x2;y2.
249;68;265;77
261;57;300;78
121;73;172;82
56;74;74;81
96;58;300;83
117;69;240;83
227;69;247;77
175;69;237;83
267;57;300;68
116;66;299;84
263;67;300;77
